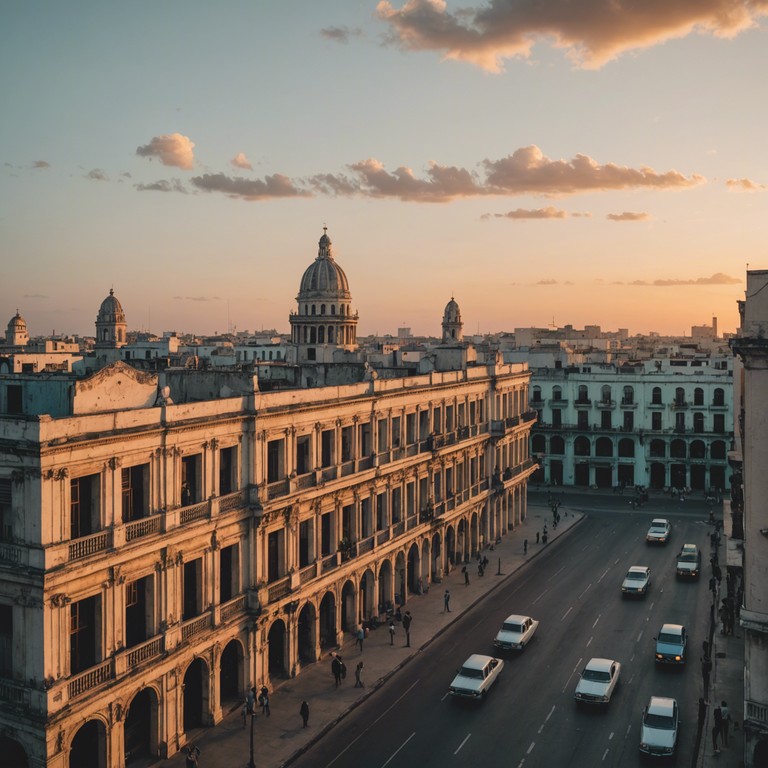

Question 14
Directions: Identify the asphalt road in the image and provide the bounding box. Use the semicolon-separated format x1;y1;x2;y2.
293;504;713;768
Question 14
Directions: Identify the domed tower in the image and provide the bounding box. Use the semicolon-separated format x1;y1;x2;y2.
442;296;463;343
95;289;127;349
289;228;358;362
5;310;29;347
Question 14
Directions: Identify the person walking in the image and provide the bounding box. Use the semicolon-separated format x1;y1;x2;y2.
300;700;310;728
185;745;201;768
444;589;451;612
720;701;731;746
463;566;470;586
402;610;412;647
523;539;528;554
331;653;343;687
713;703;723;754
354;661;364;688
389;621;396;645
356;624;365;652
259;685;269;715
536;531;540;544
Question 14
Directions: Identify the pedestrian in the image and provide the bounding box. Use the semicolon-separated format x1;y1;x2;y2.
536;531;540;544
697;697;707;738
524;538;528;554
389;621;396;645
402;610;412;647
702;656;712;695
354;661;364;687
542;533;548;545
356;624;365;652
242;698;249;728
713;703;723;754
464;567;470;586
300;700;309;728
331;653;343;687
478;562;484;577
246;686;256;722
719;602;730;635
444;589;451;612
720;701;731;746
185;745;201;768
259;686;269;715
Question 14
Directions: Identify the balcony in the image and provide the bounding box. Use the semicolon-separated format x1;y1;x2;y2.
181;612;213;643
179;500;209;526
125;635;164;670
574;398;591;408
672;400;689;410
68;529;112;562
220;593;248;623
594;399;616;410
548;398;568;407
125;515;162;542
619;399;637;409
68;659;114;700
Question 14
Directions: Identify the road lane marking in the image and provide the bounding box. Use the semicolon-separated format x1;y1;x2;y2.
625;725;632;739
546;705;555;721
527;742;536;753
453;733;471;755
561;606;573;621
578;583;591;600
597;569;610;583
549;565;566;580
602;749;610;761
636;630;643;643
586;635;593;648
382;732;416;767
609;732;615;740
563;658;582;693
532;589;548;605
592;614;601;628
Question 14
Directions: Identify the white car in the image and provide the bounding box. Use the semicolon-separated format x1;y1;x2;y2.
449;654;504;700
640;696;679;757
646;518;671;544
621;566;651;597
574;658;621;704
676;543;701;579
493;614;539;651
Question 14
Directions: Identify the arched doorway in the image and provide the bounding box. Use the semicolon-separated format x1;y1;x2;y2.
0;736;28;768
219;640;242;707
394;552;406;606
183;657;209;732
359;569;375;622
267;620;287;678
341;580;356;634
319;592;336;651
420;539;430;589
445;526;456;569
431;532;442;582
125;687;158;764
407;543;420;596
378;558;393;611
650;463;666;489
70;719;107;768
297;603;317;664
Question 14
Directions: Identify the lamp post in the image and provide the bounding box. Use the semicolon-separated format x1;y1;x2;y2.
248;708;255;768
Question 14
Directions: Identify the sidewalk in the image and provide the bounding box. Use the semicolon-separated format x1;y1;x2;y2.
168;503;578;768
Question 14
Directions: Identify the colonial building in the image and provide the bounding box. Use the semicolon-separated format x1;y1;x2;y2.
730;269;768;767
0;231;536;767
528;358;733;491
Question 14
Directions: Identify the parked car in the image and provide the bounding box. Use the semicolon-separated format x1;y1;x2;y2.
493;614;539;651
676;543;702;579
639;696;679;757
654;623;687;664
449;654;504;700
574;658;621;704
646;518;672;544
621;566;651;597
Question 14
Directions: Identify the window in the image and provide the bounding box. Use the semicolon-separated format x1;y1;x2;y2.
321;429;334;467
623;411;634;431
577;385;589;404
532;387;542;403
0;605;11;676
601;411;612;429
181;454;202;505
299;521;312;568
577;411;589;430
652;412;662;430
71;474;100;539
220;543;239;602
601;385;611;404
713;414;725;434
296;435;311;475
552;386;562;401
693;412;705;433
713;388;725;406
219;445;237;495
552;409;562;428
675;387;686;406
0;480;11;542
694;388;704;406
70;596;100;674
183;558;203;619
267;439;286;482
122;464;149;522
652;387;662;405
125;576;154;648
622;386;634;405
6;385;22;415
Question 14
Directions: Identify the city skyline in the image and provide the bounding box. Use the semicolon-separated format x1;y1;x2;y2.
2;1;767;338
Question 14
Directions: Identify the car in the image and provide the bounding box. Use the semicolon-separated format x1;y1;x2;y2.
646;518;672;544
448;654;504;700
654;623;687;664
621;566;651;597
493;614;539;651
676;543;702;579
639;696;679;757
574;657;621;704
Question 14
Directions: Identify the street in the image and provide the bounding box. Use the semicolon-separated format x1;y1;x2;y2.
292;502;713;768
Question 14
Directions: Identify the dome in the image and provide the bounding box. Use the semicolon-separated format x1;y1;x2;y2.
7;310;26;332
443;297;461;322
297;229;351;300
97;289;126;323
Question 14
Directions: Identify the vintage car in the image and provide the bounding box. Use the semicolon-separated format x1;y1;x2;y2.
676;543;702;579
646;518;672;544
654;623;687;665
621;566;651;597
493;614;539;651
640;696;679;757
449;654;504;700
574;658;621;705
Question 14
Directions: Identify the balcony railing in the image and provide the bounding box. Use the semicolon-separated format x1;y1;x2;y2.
268;576;290;603
594;399;616;410
0;543;22;565
68;659;114;700
180;500;209;525
0;677;31;708
68;530;112;561
321;552;338;573
746;699;768;726
125;515;161;542
220;594;247;623
126;636;164;669
358;536;374;555
219;489;246;513
267;479;289;499
181;613;212;643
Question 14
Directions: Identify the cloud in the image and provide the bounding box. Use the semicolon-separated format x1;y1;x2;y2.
483;146;703;195
23;293;49;299
231;152;253;170
485;205;568;219
630;272;742;286
726;177;765;191
136;133;195;169
173;295;223;302
607;211;650;221
190;173;311;200
135;179;188;193
536;279;558;285
32;160;50;169
86;168;108;181
376;0;768;71
320;25;363;42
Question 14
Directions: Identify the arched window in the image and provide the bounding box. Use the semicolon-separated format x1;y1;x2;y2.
622;386;634;405
618;438;635;458
601;385;611;404
650;439;666;457
321;304;326;315
574;436;591;456
694;388;704;406
532;434;546;453
577;385;589;404
311;305;316;316
595;437;613;457
552;386;562;401
670;439;687;458
675;387;685;406
331;305;336;315
532;386;542;403
693;412;705;433
328;326;334;343
652;387;662;405
690;440;706;459
318;327;325;343
550;436;565;455
713;388;725;406
711;440;726;460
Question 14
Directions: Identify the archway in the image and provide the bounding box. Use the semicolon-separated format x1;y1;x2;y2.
70;719;107;768
0;736;28;768
219;640;243;707
125;687;158;764
319;592;336;651
456;519;469;562
394;552;406;606
650;463;666;489
420;539;430;589
407;543;420;597
377;558;393;611
267;619;287;678
359;569;375;622
445;526;456;569
183;657;209;732
431;532;442;582
341;580;356;634
297;603;317;664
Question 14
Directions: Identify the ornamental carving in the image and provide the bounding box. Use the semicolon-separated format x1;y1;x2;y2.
44;469;55;480
314;422;322;433
108;457;122;470
110;565;125;585
11;470;25;485
50;593;70;607
211;530;220;551
54;468;69;480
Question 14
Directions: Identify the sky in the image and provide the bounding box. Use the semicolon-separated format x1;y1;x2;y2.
2;1;767;340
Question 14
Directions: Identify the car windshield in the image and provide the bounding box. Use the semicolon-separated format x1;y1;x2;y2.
459;667;484;679
503;622;523;632
658;633;681;644
650;526;666;532
582;669;611;682
679;553;698;562
645;713;675;729
626;572;645;580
